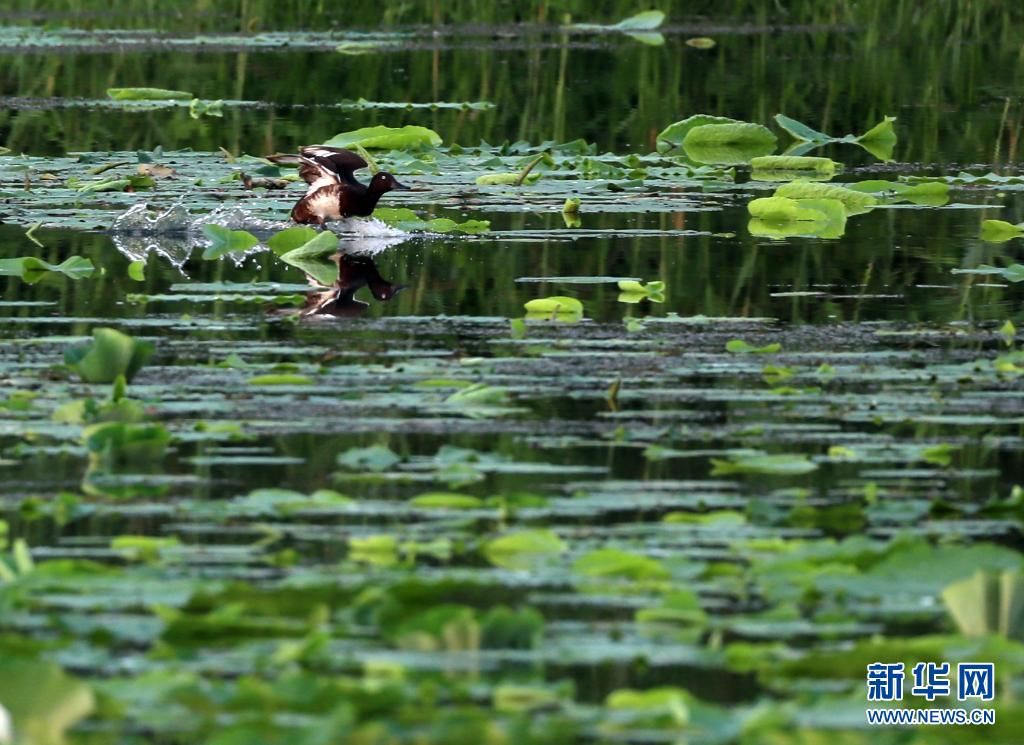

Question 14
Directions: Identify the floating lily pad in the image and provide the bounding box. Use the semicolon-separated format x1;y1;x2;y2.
750;155;838;177
711;453;818;476
0;255;94;283
775;113;898;160
107;87;193;100
83;422;170;465
484;529;567;570
523;296;584;315
324;125;442;150
573;548;670;581
0;659;94;745
373;207;490;234
65;328;154;383
981;219;1024;243
267;226;320;255
773;181;877;215
201;225;261;259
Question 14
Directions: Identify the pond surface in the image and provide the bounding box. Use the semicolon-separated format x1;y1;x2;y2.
1;3;1023;744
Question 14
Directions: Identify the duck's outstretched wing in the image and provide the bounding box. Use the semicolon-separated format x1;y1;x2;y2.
298;146;367;188
266;146;367;197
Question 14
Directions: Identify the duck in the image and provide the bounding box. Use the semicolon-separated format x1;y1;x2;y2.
299;251;404;318
269;146;409;226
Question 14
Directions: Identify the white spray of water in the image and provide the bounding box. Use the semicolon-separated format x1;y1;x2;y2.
108;200;410;270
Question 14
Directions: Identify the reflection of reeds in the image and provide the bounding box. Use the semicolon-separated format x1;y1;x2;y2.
0;1;1021;162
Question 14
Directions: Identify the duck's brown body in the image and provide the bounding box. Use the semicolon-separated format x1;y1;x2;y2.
275;146;409;226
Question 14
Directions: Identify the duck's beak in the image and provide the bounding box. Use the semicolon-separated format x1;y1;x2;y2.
391;179;411;191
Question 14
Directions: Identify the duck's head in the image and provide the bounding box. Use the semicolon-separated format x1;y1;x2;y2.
369;171;410;193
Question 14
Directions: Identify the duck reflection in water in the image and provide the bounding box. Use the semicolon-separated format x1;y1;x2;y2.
298;250;404;318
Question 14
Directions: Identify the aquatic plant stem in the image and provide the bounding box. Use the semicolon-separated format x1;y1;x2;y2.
515;152;547;186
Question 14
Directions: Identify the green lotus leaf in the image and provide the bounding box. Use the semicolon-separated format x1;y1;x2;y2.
0;255;94;284
107;87;192;100
201;225;261;259
981;219;1024;243
750;155;838;176
774;181;877;215
64;328;154;384
523;296;583;314
484;529;566;570
324;125;441;150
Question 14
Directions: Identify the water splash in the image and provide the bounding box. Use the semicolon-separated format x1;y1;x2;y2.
109;200;410;269
109;233;193;271
110;199;193;235
190;204;292;235
332;216;407;239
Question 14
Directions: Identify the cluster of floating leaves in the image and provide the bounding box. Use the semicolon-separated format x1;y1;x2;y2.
1;99;1024;743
